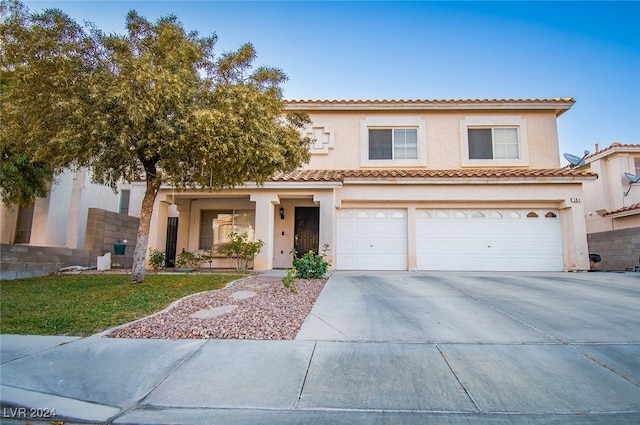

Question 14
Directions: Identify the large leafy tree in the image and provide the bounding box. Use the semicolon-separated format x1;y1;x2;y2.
0;1;311;282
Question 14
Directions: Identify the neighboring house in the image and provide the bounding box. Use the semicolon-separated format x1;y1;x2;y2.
0;168;143;279
581;143;640;271
1;168;119;247
146;98;596;272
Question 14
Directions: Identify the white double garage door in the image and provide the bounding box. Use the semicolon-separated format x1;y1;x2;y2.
336;208;563;271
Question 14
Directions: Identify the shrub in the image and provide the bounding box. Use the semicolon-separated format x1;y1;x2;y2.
175;250;208;269
148;248;167;271
291;244;330;279
219;232;265;272
282;268;297;293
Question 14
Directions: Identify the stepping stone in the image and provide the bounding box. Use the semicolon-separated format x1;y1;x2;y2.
191;305;237;319
248;283;272;290
231;290;256;300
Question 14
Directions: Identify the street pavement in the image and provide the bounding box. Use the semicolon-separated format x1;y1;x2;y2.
1;271;639;424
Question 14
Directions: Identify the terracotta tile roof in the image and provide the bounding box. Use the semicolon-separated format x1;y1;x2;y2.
284;98;575;116
603;203;640;217
271;168;596;183
286;98;575;105
586;143;640;161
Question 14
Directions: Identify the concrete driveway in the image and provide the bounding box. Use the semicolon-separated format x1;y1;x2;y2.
297;271;640;343
294;271;640;419
1;271;639;424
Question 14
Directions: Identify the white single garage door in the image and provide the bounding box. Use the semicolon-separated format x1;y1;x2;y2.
416;209;563;271
337;208;407;270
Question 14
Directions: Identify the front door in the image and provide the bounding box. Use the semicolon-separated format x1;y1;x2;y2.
294;207;320;258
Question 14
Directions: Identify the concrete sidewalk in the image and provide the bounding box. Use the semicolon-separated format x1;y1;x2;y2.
1;271;639;424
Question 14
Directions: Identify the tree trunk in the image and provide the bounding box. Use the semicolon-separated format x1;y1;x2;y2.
129;176;161;283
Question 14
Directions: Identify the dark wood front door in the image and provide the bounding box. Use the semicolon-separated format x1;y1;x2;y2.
294;207;319;258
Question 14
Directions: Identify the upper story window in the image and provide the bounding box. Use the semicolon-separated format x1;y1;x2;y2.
361;116;427;167
460;116;529;167
634;158;640;176
468;127;519;159
369;128;418;160
119;190;130;215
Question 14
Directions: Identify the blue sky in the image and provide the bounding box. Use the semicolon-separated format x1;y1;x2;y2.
24;1;640;163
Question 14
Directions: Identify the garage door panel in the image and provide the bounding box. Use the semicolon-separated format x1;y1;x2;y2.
417;209;562;272
337;208;407;270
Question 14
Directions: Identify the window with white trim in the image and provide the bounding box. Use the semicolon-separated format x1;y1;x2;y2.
468;127;519;159
361;116;427;166
460;116;529;167
369;128;418;160
199;209;255;250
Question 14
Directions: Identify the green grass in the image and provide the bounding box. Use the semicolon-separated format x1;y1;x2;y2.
0;272;245;336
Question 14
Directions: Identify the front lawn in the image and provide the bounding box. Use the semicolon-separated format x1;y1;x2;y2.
0;273;245;336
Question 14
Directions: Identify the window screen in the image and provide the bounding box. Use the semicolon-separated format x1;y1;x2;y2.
119;190;130;215
468;129;493;159
369;129;393;160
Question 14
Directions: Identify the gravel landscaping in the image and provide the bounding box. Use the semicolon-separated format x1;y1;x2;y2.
109;274;327;340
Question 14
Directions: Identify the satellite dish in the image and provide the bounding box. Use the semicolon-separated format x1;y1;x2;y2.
624;172;640;196
625;172;640;184
563;150;590;168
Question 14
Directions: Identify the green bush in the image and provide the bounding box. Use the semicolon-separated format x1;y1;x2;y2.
291;244;330;279
282;268;297;293
219;232;265;272
175;250;209;269
148;248;167;271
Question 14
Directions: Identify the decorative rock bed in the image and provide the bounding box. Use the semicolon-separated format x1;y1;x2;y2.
109;275;327;340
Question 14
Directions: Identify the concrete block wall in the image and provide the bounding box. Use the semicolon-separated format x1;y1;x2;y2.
85;208;139;269
0;244;102;280
587;227;640;271
1;208;140;280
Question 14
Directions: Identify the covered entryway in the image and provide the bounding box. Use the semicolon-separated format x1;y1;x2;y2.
336;208;407;270
416;209;563;271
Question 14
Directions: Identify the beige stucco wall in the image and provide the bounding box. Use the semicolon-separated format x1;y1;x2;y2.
0;204;18;244
142;101;588;272
305;110;562;170
148;178;590;272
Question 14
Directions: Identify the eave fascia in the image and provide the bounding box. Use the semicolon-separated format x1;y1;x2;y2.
246;181;343;190
585;146;640;164
285;100;574;116
604;209;640;219
341;176;597;185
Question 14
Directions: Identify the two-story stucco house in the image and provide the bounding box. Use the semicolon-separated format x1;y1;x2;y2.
146;98;596;272
581;143;640;270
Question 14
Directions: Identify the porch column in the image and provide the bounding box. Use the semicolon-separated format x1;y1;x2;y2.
313;192;336;269
250;193;279;270
175;200;191;256
148;199;170;253
560;202;590;271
